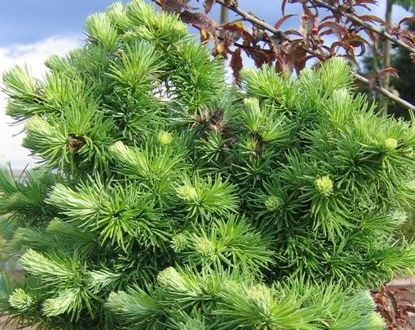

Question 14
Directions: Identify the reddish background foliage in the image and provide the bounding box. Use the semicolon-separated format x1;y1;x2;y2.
154;0;415;88
373;284;415;330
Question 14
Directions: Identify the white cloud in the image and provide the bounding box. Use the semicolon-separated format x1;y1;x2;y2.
0;36;80;169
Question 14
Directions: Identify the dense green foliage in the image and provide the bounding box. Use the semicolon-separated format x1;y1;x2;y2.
1;1;415;328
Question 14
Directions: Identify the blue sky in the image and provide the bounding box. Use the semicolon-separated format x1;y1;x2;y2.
0;0;410;167
1;1;407;47
0;0;122;46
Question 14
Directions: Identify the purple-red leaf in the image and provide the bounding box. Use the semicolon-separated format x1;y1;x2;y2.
221;22;253;43
159;0;188;12
377;67;399;79
204;0;216;13
318;21;348;38
358;15;385;25
230;48;243;84
274;14;296;31
399;17;415;29
180;10;215;30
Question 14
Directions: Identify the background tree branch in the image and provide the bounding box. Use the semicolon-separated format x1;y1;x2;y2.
313;0;415;54
215;0;415;113
155;0;415;113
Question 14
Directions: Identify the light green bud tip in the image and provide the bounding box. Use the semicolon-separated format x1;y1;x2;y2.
384;137;398;151
404;146;413;158
314;176;333;196
157;267;184;289
26;116;48;133
177;184;198;201
9;288;34;310
195;238;216;257
356;290;376;309
246;137;258;152
368;312;386;329
265;195;281;211
158;131;173;145
246;284;272;304
171;233;188;252
109;141;128;155
332;88;349;100
244;97;260;112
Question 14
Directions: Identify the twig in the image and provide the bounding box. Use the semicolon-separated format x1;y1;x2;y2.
215;0;415;112
153;0;415;112
354;73;415;113
218;0;415;54
216;0;282;36
313;0;415;54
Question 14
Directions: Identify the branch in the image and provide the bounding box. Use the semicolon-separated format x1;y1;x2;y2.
153;0;415;112
218;1;279;33
312;0;415;55
354;73;415;113
216;0;281;36
215;0;415;112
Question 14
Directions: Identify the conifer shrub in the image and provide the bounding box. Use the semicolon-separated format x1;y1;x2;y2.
1;1;415;328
